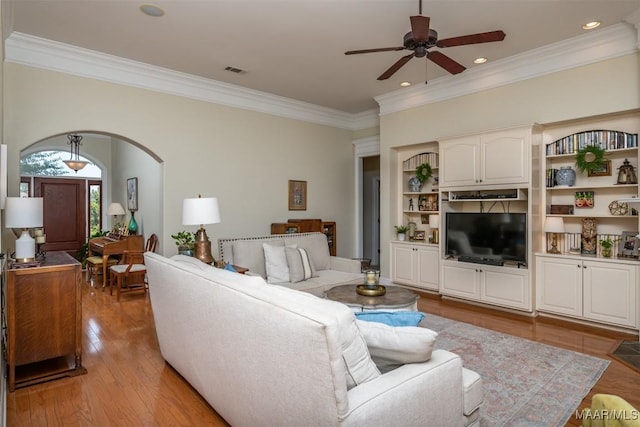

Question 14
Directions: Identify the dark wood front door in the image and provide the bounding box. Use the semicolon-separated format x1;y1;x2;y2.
34;178;86;256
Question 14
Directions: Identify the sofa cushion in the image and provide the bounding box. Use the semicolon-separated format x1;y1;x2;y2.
356;320;438;372
282;233;331;271
285;246;317;283
263;243;291;283
232;239;284;279
355;311;426;327
462;367;483;416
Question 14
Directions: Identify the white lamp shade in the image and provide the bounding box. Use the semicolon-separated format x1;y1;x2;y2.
182;197;221;226
5;197;43;228
107;202;126;215
429;214;440;229
544;217;565;233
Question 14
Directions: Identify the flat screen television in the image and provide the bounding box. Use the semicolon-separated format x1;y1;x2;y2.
445;212;527;265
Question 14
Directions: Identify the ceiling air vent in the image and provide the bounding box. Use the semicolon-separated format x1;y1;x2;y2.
224;66;247;75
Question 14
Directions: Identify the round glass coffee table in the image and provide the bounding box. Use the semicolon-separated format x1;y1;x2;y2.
324;284;419;312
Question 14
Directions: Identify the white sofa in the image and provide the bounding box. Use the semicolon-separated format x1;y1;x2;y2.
145;252;483;426
218;232;363;295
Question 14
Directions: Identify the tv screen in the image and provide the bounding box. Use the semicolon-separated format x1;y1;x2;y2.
445;212;527;264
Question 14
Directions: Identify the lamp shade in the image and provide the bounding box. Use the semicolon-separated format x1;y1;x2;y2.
107;202;126;215
544;217;565;233
5;197;43;228
429;214;440;229
182;197;221;226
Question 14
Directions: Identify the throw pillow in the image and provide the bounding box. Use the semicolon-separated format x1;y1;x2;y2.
285;246;317;283
356;319;438;372
354;311;425;327
263;243;293;283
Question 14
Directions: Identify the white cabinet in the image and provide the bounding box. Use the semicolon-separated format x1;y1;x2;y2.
391;242;439;291
441;260;531;311
440;127;531;188
536;254;638;329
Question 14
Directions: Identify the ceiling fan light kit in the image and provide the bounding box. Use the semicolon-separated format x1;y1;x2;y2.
345;0;505;83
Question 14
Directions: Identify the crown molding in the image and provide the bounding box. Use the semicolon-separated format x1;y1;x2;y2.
4;32;379;131
375;23;639;116
352;136;380;157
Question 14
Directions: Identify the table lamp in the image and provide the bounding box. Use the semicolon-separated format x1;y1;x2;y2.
182;195;221;265
106;202;126;231
544;217;565;254
429;214;440;244
5;197;44;262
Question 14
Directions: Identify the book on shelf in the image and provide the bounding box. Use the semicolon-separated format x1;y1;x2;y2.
403;152;439;170
546;130;638;156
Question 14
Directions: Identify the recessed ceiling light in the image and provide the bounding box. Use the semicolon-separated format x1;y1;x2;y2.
400;81;411;87
140;4;165;17
582;21;601;30
473;57;488;64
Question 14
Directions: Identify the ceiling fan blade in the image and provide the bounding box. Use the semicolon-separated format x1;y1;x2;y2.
436;30;506;48
377;53;415;80
345;46;405;55
410;15;430;42
427;51;466;74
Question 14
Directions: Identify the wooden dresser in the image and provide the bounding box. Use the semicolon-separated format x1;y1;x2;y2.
3;251;87;391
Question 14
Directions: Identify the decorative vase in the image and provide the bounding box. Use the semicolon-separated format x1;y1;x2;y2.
408;176;422;192
128;211;138;235
397;233;406;241
601;246;613;258
178;246;193;256
555;166;576;186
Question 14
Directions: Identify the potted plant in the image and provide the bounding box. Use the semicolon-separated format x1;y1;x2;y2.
599;237;617;258
394;225;409;241
171;230;196;256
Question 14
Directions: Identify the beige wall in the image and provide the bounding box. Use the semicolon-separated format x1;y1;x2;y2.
3;63;357;258
378;52;640;275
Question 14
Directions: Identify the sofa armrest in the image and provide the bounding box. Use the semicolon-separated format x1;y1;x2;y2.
328;256;362;274
341;350;466;426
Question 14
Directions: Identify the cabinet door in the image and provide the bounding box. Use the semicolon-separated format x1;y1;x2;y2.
416;246;439;291
391;243;416;285
583;261;637;328
536;256;583;317
480;130;529;185
441;262;480;299
481;266;530;310
440;137;479;188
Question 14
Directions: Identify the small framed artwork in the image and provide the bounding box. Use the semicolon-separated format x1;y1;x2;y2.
619;231;639;258
587;160;612;177
288;180;307;211
413;230;426;241
421;214;429;224
127;177;138;211
574;191;594;208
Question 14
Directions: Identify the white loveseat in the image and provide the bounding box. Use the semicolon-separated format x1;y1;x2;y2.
218;232;363;295
145;252;482;426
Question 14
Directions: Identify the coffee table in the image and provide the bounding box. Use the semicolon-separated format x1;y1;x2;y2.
324;284;419;312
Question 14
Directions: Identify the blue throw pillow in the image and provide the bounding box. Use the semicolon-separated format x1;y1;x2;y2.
355;311;425;327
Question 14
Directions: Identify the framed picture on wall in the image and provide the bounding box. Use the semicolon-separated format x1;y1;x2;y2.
288;180;307;211
127;177;138;211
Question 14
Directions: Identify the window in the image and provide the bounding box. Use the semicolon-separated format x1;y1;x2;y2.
20;150;101;178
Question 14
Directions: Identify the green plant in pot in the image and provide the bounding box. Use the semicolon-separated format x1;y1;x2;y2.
599;237;617;258
394;225;409;241
171;230;196;256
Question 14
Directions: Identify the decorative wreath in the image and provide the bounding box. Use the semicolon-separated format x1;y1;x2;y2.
415;163;433;183
575;145;606;173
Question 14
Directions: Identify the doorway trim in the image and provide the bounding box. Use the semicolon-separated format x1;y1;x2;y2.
352;136;380;258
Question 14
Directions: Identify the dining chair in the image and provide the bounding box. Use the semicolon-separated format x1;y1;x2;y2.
109;233;158;301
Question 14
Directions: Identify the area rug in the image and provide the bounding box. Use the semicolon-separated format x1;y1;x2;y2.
419;313;609;426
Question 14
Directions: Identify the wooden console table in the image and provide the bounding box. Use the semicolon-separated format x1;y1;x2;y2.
4;251;87;391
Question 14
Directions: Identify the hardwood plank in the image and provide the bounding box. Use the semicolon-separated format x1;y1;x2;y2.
6;281;639;426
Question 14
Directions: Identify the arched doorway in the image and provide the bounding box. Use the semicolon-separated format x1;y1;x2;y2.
19;132;164;257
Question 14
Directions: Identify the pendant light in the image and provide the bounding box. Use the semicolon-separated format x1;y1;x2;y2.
63;134;88;172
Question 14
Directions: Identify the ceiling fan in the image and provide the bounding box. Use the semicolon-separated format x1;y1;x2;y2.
345;0;506;82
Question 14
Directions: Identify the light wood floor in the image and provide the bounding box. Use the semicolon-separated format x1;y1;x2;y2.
6;278;640;426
